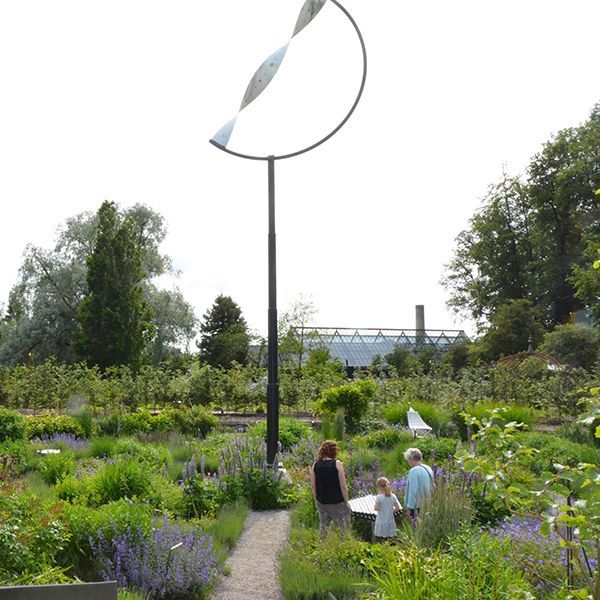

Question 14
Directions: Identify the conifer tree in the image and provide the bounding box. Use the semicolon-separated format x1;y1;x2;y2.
199;295;249;368
75;201;153;370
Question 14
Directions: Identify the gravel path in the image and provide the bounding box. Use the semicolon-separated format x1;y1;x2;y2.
211;510;291;600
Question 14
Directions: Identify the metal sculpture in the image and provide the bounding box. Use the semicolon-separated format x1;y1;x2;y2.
210;0;367;465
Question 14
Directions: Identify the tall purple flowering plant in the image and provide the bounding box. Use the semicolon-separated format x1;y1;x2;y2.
90;516;220;598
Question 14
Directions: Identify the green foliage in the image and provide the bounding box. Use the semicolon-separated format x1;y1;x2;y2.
171;405;218;437
321;408;346;441
75;200;154;371
444;106;600;328
248;417;311;450
0;408;26;442
0;439;31;476
243;468;297;510
38;450;75;485
26;414;84;439
203;499;249;554
406;436;458;463
89;436;117;458
198;295;249;369
477;299;545;362
113;438;173;470
90;459;154;505
451;402;536;440
361;427;415;450
181;476;220;518
414;481;472;548
514;431;600;474
540;323;600;370
0;493;69;580
317;379;376;433
60;499;153;577
384;347;419;377
383;401;452;437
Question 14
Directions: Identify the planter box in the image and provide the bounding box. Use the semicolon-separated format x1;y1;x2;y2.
0;582;117;600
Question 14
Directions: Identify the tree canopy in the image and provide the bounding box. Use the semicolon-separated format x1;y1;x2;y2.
0;202;196;366
74;201;153;370
198;295;249;369
443;103;600;329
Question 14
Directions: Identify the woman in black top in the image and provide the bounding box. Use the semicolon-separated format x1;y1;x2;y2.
310;440;351;535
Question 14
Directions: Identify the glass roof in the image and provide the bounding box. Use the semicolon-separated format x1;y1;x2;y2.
296;327;469;367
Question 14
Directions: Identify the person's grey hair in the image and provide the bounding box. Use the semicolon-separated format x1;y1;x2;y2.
404;447;423;462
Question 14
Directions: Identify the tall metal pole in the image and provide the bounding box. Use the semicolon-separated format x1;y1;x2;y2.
266;155;279;466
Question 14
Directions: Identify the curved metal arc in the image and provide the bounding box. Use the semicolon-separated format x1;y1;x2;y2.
209;0;367;162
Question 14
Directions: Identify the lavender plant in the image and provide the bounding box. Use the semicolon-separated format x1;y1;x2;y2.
91;516;220;599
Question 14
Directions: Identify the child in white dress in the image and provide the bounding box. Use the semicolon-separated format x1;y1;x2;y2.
373;477;401;540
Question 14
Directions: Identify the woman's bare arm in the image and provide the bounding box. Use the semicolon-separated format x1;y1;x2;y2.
310;464;317;499
336;460;350;504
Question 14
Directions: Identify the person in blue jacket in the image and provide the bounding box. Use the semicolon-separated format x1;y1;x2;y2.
403;447;434;524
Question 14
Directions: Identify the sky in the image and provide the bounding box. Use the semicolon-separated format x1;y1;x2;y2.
1;0;599;341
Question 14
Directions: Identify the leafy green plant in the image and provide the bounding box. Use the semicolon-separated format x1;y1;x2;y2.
89;436;117;458
0;408;26;442
248;417;311;450
26;414;85;439
181;476;220;518
38;450;75;485
452;402;535;440
171;405;218;437
316;379;377;433
90;459;153;505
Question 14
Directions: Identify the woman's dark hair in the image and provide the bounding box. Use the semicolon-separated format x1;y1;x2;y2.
318;440;339;460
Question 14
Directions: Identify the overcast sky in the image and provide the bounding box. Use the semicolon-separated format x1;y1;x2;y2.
1;0;599;340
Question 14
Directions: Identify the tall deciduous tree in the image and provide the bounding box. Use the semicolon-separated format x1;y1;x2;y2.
198;295;249;369
444;103;600;329
74;201;153;370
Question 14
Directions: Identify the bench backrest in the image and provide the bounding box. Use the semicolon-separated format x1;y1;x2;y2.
0;582;117;600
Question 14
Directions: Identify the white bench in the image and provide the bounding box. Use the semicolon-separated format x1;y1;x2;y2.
407;405;433;438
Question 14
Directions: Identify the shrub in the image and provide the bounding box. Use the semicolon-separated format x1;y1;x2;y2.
410;436;458;463
90;437;117;458
362;427;414;450
320;408;345;441
113;438;172;470
91;459;154;505
514;431;600;474
60;500;153;577
181;476;220;518
316;379;377;433
171;405;218;438
453;403;536;440
243;468;296;510
0;493;69;579
0;439;31;475
38;450;76;485
0;408;26;442
90;516;220;598
247;417;311;450
540;323;600;370
203;499;249;553
384;401;453;436
26;414;85;440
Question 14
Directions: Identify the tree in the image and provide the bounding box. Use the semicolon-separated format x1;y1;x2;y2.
0;203;196;366
384;346;419;377
477;299;544;362
443;175;533;324
278;295;318;374
444;104;600;328
539;324;600;370
74;201;153;370
198;295;249;369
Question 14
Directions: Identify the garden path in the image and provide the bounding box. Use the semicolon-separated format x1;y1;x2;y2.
211;509;290;600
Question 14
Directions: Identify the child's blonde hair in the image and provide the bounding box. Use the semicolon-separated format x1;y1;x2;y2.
376;476;392;497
